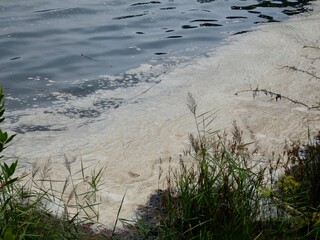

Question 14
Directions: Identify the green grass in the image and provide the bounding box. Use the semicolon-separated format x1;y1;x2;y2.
124;93;320;240
138;93;266;240
0;87;107;239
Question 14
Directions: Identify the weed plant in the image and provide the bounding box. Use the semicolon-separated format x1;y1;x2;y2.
0;87;105;239
128;93;320;240
1;85;320;239
123;94;265;240
264;135;320;239
156;94;265;239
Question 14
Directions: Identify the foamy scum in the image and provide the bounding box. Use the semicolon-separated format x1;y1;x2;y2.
3;2;320;228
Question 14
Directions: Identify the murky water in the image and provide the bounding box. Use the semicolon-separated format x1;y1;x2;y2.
0;0;312;111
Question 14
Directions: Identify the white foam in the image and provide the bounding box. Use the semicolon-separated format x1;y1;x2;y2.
3;1;320;228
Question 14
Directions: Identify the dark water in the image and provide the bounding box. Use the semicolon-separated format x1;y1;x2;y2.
0;0;313;110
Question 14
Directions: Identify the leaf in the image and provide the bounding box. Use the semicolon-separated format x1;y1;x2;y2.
3;228;16;240
8;161;17;176
0;131;8;142
3;177;18;187
0;109;4;119
5;134;16;145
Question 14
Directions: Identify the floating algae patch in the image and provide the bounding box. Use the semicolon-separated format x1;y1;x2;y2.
3;1;320;228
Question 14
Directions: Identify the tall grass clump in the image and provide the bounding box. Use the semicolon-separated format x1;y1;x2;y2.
128;93;320;240
263;133;320;239
0;87;105;239
148;93;265;240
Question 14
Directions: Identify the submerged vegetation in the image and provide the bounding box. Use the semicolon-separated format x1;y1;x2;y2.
0;87;320;239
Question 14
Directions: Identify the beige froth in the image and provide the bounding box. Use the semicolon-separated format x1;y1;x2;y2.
6;1;320;229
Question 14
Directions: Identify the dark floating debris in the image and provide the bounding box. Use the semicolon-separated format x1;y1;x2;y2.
34;8;59;13
181;25;198;29
232;0;312;16
233;30;252;35
166;35;183;39
231;5;256;10
283;8;308;15
248;10;261;14
200;23;222;27
113;13;147;20
80;53;97;61
131;1;161;6
154;52;167;55
10;57;21;61
136;31;145;34
160;7;176;10
197;0;215;3
226;16;247;19
257;14;279;22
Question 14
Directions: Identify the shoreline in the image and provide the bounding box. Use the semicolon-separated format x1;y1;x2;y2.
107;0;320;226
5;1;320;228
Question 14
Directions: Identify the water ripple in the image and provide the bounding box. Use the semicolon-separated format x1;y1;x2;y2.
0;0;313;110
113;13;148;20
131;1;161;6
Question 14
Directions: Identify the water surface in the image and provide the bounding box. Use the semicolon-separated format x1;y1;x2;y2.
0;0;313;110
